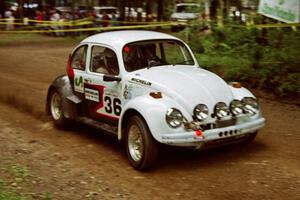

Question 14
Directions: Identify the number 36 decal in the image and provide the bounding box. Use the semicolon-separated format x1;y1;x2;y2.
104;96;122;116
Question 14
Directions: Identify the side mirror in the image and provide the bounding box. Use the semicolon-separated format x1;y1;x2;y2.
103;75;122;82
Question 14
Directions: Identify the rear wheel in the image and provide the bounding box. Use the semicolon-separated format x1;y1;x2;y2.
49;90;68;127
125;116;159;171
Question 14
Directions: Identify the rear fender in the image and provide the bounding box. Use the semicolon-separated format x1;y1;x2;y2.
46;75;81;119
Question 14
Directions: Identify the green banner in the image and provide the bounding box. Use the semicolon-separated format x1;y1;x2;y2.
258;0;300;23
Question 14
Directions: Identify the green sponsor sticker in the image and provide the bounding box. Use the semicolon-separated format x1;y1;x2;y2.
75;76;83;87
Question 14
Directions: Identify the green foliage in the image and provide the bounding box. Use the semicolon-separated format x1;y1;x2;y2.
0;183;26;200
11;165;30;179
189;25;300;97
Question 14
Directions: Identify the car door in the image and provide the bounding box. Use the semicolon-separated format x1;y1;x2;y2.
70;44;88;97
82;44;122;125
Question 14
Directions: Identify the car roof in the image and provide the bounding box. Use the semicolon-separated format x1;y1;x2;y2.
80;30;180;49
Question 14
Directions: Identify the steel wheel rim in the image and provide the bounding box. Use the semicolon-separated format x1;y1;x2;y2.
128;124;144;162
50;92;62;120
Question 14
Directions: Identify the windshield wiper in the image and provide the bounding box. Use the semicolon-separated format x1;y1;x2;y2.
147;59;168;69
172;59;194;65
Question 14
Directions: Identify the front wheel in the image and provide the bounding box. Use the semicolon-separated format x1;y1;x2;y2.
49;90;68;128
125;116;159;171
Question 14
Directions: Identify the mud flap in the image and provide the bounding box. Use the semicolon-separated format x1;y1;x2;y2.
63;95;82;119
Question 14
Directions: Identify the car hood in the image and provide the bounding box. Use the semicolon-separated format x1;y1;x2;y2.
129;65;234;114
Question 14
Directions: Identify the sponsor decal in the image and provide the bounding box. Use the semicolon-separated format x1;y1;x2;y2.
84;83;121;120
130;77;152;86
105;89;119;98
123;84;132;100
74;76;84;93
84;88;99;102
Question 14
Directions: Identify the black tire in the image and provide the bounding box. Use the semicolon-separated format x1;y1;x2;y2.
245;131;258;143
48;90;68;128
125;116;159;171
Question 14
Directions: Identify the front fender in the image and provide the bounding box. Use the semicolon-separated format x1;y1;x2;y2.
46;74;81;119
118;94;193;142
229;86;255;100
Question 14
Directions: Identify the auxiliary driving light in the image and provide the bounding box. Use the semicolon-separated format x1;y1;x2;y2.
230;100;244;116
194;104;209;121
214;102;229;119
242;97;259;115
166;108;183;128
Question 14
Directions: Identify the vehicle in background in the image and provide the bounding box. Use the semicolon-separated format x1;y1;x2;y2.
170;3;209;31
93;6;119;22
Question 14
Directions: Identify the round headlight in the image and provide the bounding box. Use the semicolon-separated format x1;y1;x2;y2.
194;104;209;121
166;108;183;128
242;97;259;115
214;102;229;119
230;100;244;116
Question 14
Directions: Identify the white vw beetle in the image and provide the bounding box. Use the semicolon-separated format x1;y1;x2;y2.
46;30;265;170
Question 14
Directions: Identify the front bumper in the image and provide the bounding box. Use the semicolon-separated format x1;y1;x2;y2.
161;117;265;148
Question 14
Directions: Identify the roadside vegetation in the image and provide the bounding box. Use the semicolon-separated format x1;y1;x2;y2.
1;23;299;99
0;33;85;47
0;185;25;200
0;159;52;200
184;23;300;97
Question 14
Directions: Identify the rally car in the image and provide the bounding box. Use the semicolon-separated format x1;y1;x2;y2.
46;30;265;170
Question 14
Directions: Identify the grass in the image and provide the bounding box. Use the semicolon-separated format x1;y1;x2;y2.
0;190;26;200
0;33;86;46
0;181;26;200
0;162;52;200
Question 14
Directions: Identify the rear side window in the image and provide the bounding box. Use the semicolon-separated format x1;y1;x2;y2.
90;45;119;75
71;45;87;70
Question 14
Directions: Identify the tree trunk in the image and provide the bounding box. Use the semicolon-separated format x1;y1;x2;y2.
49;0;55;7
146;0;152;22
119;0;126;21
210;0;218;21
157;0;163;22
217;0;224;26
136;0;142;22
225;0;230;20
18;0;24;19
0;0;5;17
99;0;107;6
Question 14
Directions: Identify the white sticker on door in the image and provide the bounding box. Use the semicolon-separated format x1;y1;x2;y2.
85;88;99;102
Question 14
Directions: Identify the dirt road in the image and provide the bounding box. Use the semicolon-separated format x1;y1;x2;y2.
0;43;299;200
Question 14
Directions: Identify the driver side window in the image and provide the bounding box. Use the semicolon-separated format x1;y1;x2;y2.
71;45;87;70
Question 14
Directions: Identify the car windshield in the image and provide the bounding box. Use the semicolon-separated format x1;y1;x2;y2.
176;5;201;13
123;40;195;72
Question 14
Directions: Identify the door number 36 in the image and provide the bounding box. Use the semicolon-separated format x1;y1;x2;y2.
104;96;121;116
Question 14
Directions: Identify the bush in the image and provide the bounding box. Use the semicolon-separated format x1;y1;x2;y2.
188;25;300;97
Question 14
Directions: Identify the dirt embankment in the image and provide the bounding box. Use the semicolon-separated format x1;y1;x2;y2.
0;43;299;200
